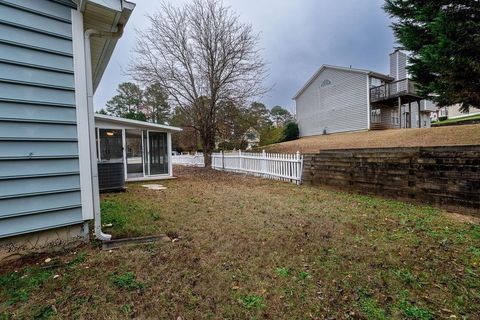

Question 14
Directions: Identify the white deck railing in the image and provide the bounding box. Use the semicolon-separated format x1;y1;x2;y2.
212;150;303;185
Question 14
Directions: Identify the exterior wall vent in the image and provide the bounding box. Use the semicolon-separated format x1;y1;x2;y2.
321;79;332;87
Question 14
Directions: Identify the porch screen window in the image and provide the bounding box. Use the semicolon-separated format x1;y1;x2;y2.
99;129;123;162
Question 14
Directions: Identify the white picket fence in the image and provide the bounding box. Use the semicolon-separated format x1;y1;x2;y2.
212;150;303;184
172;153;205;167
173;150;304;184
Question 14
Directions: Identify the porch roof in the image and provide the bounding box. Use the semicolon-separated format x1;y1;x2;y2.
95;114;183;132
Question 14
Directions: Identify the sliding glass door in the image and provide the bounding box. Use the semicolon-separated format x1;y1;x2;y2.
125;130;143;179
148;131;168;175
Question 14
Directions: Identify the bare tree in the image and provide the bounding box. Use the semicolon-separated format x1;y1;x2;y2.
130;0;268;166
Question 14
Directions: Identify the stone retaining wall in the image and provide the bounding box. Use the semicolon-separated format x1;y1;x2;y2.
302;146;480;214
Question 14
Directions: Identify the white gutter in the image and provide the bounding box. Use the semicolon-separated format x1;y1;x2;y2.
84;26;124;241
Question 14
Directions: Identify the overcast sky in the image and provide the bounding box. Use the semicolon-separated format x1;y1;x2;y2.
95;0;396;113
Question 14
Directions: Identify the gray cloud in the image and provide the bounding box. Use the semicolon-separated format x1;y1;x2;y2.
95;0;395;113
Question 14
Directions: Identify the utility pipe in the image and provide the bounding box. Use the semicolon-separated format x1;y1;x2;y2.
84;26;124;241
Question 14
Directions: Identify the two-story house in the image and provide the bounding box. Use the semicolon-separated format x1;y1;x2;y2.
293;50;436;136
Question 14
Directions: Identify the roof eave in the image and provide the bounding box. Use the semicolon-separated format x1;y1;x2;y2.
368;71;394;82
84;0;135;92
292;65;327;100
94;114;183;132
293;65;394;100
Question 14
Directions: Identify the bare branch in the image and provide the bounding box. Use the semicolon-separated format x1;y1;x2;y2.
129;0;269;165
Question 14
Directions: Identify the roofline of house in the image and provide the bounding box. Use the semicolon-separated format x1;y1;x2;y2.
292;64;393;100
94;114;183;132
74;0;135;14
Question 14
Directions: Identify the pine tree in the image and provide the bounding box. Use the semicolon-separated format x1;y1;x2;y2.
384;0;480;112
105;82;144;117
144;83;170;124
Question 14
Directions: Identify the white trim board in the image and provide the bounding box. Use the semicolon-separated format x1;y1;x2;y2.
72;8;94;221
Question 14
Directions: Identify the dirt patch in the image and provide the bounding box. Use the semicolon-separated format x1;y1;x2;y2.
445;211;480;224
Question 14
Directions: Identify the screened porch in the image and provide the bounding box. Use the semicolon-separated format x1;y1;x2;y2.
94;115;182;188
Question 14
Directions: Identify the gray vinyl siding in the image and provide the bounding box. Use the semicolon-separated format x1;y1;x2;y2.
0;63;75;89
0;42;74;72
390;52;397;79
0;0;83;238
295;68;369;136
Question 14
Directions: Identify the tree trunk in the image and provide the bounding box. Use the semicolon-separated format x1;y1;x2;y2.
204;151;212;168
201;129;215;168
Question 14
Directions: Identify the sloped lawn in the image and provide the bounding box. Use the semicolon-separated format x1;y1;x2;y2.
1;166;479;319
263;124;480;153
433;114;480;126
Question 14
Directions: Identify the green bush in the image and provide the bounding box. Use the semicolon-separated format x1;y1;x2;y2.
282;122;299;142
259;127;283;146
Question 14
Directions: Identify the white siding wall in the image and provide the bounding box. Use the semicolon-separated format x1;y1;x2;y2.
295;68;369;136
390;50;408;80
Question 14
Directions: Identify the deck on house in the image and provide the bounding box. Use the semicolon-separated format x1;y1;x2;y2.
370;78;422;107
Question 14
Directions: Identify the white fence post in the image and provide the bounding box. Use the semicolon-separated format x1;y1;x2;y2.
239;149;242;173
262;149;267;178
296;151;301;185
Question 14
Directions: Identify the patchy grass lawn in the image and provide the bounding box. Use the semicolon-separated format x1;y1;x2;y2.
263;124;480;153
1;166;480;319
432;114;480;126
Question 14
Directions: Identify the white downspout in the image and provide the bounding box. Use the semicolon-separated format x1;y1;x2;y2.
84;26;124;241
367;74;371;130
167;132;173;177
